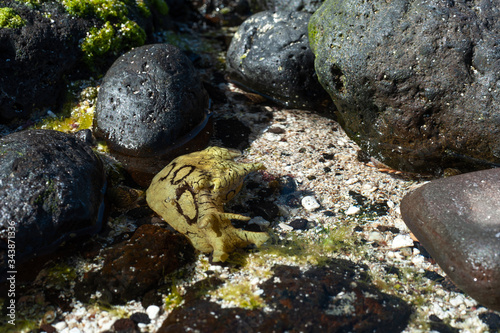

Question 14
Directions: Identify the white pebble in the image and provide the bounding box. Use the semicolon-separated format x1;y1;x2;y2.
263;132;282;142
345;205;360;215
301;196;320;211
450;295;465;307
146;305;160;320
69;328;82;333
279;222;294;231
54;321;67;331
411;255;425;266
366;231;384;242
345;178;359;185
391;234;414;249
249;216;270;227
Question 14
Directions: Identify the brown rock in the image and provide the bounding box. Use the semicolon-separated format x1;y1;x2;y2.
401;168;500;311
82;225;195;304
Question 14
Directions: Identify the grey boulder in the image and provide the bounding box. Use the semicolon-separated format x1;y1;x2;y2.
226;11;334;114
309;0;500;174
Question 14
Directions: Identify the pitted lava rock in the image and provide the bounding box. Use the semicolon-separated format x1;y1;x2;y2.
310;0;500;174
0;129;105;279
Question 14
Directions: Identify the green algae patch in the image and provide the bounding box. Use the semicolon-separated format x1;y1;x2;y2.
44;263;78;290
62;0;129;21
258;224;363;268
0;7;26;28
164;283;183;310
59;0;154;68
212;281;265;310
80;20;146;63
34;83;97;133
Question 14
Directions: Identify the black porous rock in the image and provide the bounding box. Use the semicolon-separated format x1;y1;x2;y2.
248;0;325;13
401;168;500;311
0;129;106;279
309;0;500;174
113;318;138;333
0;1;91;121
94;44;211;186
159;258;411;332
479;312;500;330
226;11;334;114
79;225;195;304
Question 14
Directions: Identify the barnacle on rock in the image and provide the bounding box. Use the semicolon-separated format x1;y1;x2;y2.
146;147;269;262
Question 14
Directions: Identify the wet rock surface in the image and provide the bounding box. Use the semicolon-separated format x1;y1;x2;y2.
226;11;334;114
0;1;91;121
94;44;211;186
309;0;500;174
159;259;412;332
401;168;500;311
0;129;105;278
77;224;196;304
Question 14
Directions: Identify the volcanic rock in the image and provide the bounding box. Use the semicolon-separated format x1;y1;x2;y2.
0;129;105;279
309;0;500;174
94;44;211;186
226;11;334;114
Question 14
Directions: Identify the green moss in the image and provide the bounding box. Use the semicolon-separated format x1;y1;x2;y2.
0;7;26;28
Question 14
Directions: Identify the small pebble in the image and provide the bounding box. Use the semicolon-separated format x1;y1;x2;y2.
268;126;286;134
279;222;294;231
345;205;361;215
146;305;160;320
249;216;271;227
449;295;465;307
345;178;359;185
391;234;414;249
279;175;297;195
366;231;384;243
289;218;309;230
130;312;151;324
301;196;320;211
54;322;67;331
